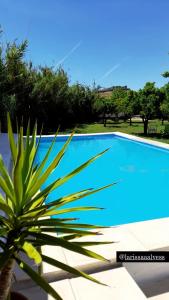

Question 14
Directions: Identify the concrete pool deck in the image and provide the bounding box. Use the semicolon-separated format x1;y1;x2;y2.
1;132;169;299
16;219;169;299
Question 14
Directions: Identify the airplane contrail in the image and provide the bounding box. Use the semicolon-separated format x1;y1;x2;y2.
99;63;121;81
55;41;82;68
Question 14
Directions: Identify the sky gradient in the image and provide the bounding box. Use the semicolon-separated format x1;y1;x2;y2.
0;0;169;90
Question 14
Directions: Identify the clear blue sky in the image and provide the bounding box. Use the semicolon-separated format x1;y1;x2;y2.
1;0;169;90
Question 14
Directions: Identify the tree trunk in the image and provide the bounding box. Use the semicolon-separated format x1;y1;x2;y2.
0;259;15;300
129;117;132;126
143;119;148;135
161;119;164;125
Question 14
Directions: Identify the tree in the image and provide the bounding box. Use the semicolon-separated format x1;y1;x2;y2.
162;71;169;78
0;115;113;300
0;38;36;131
68;83;97;125
161;64;169;124
93;87;128;127
160;84;169;124
93;96;116;127
138;82;160;135
0;32;105;132
31;67;70;131
0;39;18;130
110;88;128;120
118;90;139;125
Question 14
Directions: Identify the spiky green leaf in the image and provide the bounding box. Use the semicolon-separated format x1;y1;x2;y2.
22;241;42;264
42;254;106;286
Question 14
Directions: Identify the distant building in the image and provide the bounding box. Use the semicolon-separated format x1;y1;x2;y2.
98;85;129;98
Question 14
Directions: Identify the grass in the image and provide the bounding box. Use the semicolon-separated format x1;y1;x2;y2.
61;119;169;144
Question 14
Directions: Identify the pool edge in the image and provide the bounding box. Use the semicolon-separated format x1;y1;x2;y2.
37;131;169;151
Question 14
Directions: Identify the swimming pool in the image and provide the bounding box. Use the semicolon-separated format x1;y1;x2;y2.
35;133;169;226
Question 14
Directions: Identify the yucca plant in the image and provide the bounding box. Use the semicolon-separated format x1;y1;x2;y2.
0;114;114;300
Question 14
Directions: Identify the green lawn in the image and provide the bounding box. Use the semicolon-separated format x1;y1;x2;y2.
62;119;169;144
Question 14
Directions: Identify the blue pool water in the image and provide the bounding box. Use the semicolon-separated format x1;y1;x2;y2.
35;134;169;226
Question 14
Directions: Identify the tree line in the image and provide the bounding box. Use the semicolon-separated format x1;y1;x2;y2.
0;36;169;135
96;80;169;135
0;39;98;133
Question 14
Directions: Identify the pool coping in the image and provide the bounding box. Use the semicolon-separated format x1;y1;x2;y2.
39;131;169;151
